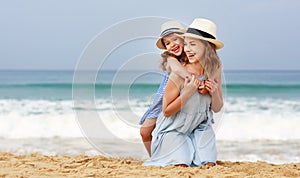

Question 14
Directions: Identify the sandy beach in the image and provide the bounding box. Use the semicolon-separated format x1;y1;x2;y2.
0;152;299;178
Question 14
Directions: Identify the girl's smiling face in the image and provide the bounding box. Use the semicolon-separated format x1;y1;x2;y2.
162;33;184;56
184;37;205;63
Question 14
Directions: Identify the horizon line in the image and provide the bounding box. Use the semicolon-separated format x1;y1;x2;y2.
0;69;300;72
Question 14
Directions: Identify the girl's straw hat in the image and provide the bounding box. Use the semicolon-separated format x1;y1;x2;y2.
156;20;186;49
182;18;224;50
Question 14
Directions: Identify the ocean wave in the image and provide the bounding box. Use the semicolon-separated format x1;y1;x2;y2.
0;98;299;140
225;84;300;90
1;97;299;114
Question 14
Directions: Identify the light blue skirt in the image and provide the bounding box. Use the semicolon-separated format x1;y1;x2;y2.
143;116;217;167
143;91;217;166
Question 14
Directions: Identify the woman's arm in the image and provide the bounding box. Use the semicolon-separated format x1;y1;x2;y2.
163;74;199;117
205;67;223;112
167;56;192;79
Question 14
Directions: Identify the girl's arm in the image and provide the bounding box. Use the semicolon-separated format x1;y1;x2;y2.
163;74;199;117
205;66;223;112
167;56;206;95
167;56;192;79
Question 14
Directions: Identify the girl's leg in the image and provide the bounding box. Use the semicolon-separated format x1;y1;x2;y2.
140;118;156;156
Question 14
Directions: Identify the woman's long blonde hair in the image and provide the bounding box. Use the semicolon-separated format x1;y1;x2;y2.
200;39;221;78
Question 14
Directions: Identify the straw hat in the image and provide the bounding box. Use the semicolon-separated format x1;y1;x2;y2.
182;18;224;50
156;20;186;49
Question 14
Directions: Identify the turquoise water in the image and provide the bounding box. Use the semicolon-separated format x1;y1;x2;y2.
1;70;300;100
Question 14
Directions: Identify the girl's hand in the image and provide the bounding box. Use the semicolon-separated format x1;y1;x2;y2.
184;75;199;95
204;78;219;95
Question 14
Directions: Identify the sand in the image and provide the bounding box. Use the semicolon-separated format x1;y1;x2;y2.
0;152;299;178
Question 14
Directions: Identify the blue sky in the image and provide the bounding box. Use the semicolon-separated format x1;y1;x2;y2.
1;0;300;70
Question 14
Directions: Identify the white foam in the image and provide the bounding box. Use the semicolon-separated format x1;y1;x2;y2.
0;112;82;138
0;98;300;141
215;110;300;141
0;99;73;116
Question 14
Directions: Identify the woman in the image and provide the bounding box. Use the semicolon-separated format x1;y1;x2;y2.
143;18;224;167
139;20;193;156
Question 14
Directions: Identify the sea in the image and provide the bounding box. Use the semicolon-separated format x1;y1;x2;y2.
0;70;300;164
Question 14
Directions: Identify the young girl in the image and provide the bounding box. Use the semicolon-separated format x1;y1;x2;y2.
143;18;224;167
139;20;193;156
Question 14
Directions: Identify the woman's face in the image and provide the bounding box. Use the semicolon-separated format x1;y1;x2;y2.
162;33;184;56
184;37;205;63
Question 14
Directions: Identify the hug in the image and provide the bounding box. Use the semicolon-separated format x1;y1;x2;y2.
140;18;224;167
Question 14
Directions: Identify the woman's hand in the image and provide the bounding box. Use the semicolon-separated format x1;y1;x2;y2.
204;78;219;96
198;80;209;95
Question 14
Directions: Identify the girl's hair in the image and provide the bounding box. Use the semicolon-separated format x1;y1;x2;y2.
200;39;222;78
159;32;187;71
160;51;188;71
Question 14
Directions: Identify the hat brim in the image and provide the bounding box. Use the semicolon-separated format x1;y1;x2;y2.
156;29;186;50
181;33;224;50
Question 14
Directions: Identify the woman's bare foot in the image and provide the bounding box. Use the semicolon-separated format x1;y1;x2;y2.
205;162;216;167
175;164;188;167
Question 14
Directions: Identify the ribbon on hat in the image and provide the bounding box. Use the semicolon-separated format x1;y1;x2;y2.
186;28;216;39
160;28;180;37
